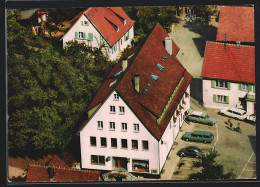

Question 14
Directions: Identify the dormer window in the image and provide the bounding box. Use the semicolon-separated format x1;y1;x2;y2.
117;26;119;32
156;63;164;71
124;19;127;25
109;80;117;87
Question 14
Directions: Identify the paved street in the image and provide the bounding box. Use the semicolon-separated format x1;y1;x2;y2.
137;97;256;181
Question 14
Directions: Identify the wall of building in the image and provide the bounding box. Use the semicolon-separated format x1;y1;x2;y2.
203;79;255;111
159;85;190;171
80;90;159;174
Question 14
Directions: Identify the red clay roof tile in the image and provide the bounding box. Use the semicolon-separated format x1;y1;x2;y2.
201;41;255;83
71;7;134;46
78;23;192;140
216;6;254;43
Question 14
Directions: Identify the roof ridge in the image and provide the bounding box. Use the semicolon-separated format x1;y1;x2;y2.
208;41;255;48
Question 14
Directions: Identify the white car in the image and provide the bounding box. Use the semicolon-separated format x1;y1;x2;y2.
218;107;247;120
246;114;256;124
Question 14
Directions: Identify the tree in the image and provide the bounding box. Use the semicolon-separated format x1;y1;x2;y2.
187;149;236;180
193;5;217;26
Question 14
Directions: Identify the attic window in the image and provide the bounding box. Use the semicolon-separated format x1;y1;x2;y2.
156;63;164;71
143;88;148;95
124;19;127;25
161;57;167;61
114;71;123;77
109;80;117;87
150;73;159;81
147;83;151;87
117;26;119;32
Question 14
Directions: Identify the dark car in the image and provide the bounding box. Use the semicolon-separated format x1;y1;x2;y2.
177;146;203;158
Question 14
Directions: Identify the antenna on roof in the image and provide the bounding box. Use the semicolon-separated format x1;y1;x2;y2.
224;33;227;48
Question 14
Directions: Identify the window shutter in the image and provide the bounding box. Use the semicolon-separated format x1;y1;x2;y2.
88;33;93;41
248;85;252;92
227;82;231;90
211;80;215;88
83;32;86;40
253;85;255;93
213;95;216;103
81;21;83;25
226;96;229;104
75;32;78;39
238;84;241;90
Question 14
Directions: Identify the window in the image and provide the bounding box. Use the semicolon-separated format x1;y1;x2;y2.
109;80;117;87
212;80;230;90
119;106;125;114
88;33;93;41
91;155;105;165
213;95;229;104
142;141;149;150
110;106;116;113
81;21;89;26
150;73;159;81
121;139;128;149
109;122;115;130
123;19;127;25
132;159;149;172
124;31;129;41
111;138;117;148
90;137;96;146
133;123;139;132
132;140;138;150
97;121;103;130
156;63;164;71
112;43;117;53
100;137;107;147
239;84;249;92
121;123;127;131
75;32;85;40
114;94;119;100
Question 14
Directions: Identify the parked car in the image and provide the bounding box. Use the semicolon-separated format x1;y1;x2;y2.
186;111;217;126
181;130;214;144
177;146;203;158
218;107;247;120
245;114;256;124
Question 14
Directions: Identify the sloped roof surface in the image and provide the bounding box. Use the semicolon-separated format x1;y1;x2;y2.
79;23;192;140
201;41;255;83
71;7;134;46
26;155;100;182
216;6;254;42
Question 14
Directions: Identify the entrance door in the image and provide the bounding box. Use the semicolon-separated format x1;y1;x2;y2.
113;157;127;170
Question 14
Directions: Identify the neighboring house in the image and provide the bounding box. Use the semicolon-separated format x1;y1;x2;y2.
216;6;254;44
201;41;255;115
18;9;48;36
26;155;101;182
77;23;192;176
61;7;135;61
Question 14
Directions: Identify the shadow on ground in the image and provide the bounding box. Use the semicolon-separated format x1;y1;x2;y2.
248;135;256;154
192;38;206;57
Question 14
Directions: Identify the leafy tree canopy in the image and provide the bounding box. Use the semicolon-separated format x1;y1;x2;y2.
193;5;217;26
187;149;236;180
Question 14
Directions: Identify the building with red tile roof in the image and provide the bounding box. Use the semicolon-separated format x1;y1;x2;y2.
78;23;192;176
216;6;254;43
201;41;255;114
26;155;101;182
61;7;135;61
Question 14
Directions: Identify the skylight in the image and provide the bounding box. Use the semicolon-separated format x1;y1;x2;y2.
109;80;117;87
147;83;151;87
156;63;164;71
143;88;148;95
114;71;123;77
150;73;159;81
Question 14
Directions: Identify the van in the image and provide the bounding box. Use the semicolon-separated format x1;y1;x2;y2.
181;130;214;144
219;107;247;120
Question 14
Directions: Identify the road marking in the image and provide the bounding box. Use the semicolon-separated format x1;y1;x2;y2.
238;152;254;179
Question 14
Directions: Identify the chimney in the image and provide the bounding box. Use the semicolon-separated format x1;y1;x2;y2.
122;59;128;71
236;41;241;49
135;74;140;93
165;37;172;56
47;165;55;181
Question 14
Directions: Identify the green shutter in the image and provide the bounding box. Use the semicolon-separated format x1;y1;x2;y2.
213;95;216;103
88;33;93;41
75;32;78;39
226;96;229;104
83;32;86;40
238;84;241;90
227;82;231;90
81;21;83;25
211;80;215;88
253;85;255;93
248;85;252;92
